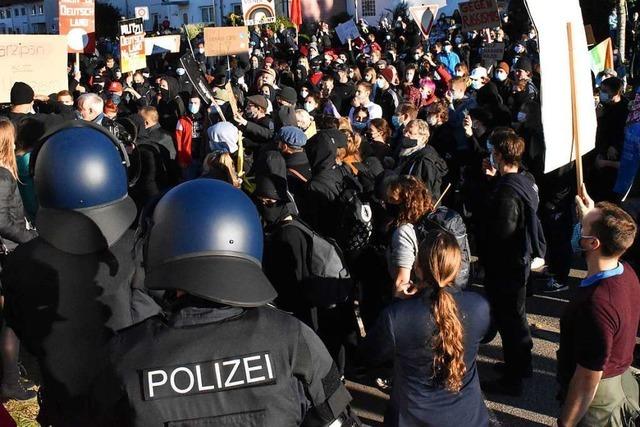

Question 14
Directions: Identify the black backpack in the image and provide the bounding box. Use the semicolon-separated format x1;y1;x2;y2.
414;206;470;288
284;219;353;308
334;171;373;253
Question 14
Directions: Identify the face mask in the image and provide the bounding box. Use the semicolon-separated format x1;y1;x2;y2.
427;115;439;127
452;91;464;101
515;45;525;54
159;88;170;100
495;71;507;82
529;32;536;39
444;45;453;53
304;103;314;112
386;35;391;40
176;68;186;76
133;82;143;90
111;94;121;105
352;121;367;130
414;53;421;60
188;102;200;114
300;90;309;98
455;37;463;45
391;115;401;128
57;102;74;113
571;223;596;253
471;80;483;90
517;112;527;122
259;202;289;225
116;72;122;79
376;78;386;89
142;73;150;79
92;84;104;93
599;92;610;103
455;71;465;77
365;75;373;82
198;48;205;54
489;152;497;169
401;137;419;149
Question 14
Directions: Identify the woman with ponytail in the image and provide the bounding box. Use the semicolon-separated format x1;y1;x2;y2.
363;230;491;426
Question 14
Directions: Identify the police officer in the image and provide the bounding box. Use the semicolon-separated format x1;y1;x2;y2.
2;122;160;425
90;179;358;426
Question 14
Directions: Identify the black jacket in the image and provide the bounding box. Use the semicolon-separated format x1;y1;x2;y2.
0;167;36;249
395;145;448;200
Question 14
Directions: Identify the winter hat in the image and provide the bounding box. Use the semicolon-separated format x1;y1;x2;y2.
497;61;510;74
514;57;532;73
107;81;123;93
247;94;268;111
207;122;239;154
277;86;298;104
10;82;34;105
380;67;395;84
254;174;288;201
470;66;488;80
278;126;307;148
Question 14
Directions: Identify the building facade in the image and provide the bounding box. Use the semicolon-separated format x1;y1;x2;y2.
0;0;47;34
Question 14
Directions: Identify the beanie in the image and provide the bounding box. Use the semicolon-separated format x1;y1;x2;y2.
10;82;34;105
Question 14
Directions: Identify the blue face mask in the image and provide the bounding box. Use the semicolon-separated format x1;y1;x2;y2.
571;223;595;253
391;115;401;129
111;94;121;105
188;102;200;115
352;121;367;130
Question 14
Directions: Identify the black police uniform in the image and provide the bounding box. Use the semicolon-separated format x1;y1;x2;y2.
91;298;351;426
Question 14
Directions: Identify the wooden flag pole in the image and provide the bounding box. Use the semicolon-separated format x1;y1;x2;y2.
567;22;584;197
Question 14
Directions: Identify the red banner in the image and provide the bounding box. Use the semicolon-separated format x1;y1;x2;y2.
58;0;95;53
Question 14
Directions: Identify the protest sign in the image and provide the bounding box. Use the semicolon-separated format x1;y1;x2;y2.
135;6;149;21
482;41;505;65
145;35;181;56
203;27;249;57
0;35;68;103
119;18;146;73
58;0;95;53
459;0;501;32
408;5;439;38
525;0;596;174
242;0;276;25
589;38;613;76
335;20;361;44
584;24;596;45
180;53;215;105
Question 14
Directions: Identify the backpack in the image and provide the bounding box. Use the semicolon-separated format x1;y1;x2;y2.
334;171;373;253
414;205;470;288
285;219;353;308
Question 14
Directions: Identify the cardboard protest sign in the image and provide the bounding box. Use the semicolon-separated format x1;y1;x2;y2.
0;35;68;103
145;35;181;56
135;6;149;21
242;0;276;25
119;18;146;73
203;27;249;57
459;0;501;32
58;0;95;53
409;5;439;38
335;20;361;44
525;0;596;173
482;41;505;65
179;53;215;105
589;38;613;76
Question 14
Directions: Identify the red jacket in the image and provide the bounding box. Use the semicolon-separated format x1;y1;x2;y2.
175;116;194;168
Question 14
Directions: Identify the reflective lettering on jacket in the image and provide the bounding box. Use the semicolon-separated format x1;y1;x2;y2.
141;352;275;400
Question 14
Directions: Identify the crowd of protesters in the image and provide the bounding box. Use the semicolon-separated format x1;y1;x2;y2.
0;6;637;426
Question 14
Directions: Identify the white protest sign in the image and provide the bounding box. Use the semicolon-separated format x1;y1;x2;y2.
335;20;361;44
525;0;596;173
0;35;68;103
135;6;149;21
409;5;439;38
145;35;181;55
482;41;504;64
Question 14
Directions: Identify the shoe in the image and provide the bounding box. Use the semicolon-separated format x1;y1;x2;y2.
491;362;533;378
481;377;523;397
375;377;392;392
542;278;569;293
0;382;36;401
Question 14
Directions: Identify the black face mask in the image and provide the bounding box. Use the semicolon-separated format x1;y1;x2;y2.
258;201;290;225
133;82;144;91
401;137;419;149
57;102;74;113
92;84;104;93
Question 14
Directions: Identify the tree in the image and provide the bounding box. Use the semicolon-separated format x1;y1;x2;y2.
96;2;121;39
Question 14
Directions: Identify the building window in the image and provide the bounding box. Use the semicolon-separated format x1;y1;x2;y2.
14;9;19;17
201;6;214;23
21;8;26;15
0;10;5;19
6;9;10;18
38;4;43;14
361;0;375;16
31;6;36;15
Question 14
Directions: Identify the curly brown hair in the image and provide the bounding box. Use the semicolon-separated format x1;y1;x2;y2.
417;230;465;392
386;175;434;226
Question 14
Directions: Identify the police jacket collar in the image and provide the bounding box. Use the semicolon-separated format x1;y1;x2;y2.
168;295;246;327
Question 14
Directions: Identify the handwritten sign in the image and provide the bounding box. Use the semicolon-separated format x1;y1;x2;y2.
482;41;505;65
242;0;276;25
58;0;95;53
459;0;501;32
144;35;181;55
204;27;249;57
0;35;68;103
119;18;146;73
335;20;361;44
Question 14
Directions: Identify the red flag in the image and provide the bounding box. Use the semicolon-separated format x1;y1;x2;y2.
290;0;302;30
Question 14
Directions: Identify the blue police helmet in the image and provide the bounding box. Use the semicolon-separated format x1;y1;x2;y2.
34;121;136;253
145;179;277;307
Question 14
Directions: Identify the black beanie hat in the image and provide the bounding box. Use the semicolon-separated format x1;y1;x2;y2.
10;82;34;105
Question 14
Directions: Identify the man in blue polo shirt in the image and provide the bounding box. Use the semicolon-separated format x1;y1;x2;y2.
557;184;640;427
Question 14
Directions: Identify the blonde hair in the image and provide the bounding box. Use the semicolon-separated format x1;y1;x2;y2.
0;119;19;180
417;230;465;392
203;152;240;188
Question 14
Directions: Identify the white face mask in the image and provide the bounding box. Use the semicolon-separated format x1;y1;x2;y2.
452;90;464;101
495;71;508;82
444;45;453;53
300;90;309;98
176;68;185;76
471;80;483;90
198;48;205;54
455;71;465;77
517;112;527;122
427;115;439;127
376;78;386;89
